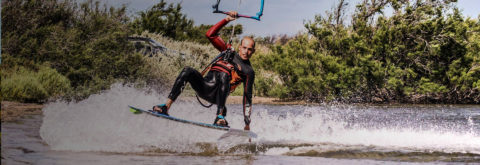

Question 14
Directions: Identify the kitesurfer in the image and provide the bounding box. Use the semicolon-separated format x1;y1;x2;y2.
153;11;255;130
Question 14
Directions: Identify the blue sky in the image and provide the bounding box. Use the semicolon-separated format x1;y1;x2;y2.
102;0;480;37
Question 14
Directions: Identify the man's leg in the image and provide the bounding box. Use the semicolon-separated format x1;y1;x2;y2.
214;72;231;126
155;67;215;113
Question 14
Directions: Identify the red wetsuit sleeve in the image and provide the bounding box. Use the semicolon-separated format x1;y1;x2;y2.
206;19;229;52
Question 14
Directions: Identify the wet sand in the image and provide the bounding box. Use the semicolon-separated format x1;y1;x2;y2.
226;96;305;105
1;101;43;122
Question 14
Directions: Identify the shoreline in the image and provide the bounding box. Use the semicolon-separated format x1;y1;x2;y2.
0;97;297;122
177;96;306;105
1;101;44;123
229;96;306;105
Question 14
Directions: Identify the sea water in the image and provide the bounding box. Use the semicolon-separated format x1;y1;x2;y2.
2;84;479;164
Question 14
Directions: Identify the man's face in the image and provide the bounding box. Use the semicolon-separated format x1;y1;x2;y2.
238;38;255;60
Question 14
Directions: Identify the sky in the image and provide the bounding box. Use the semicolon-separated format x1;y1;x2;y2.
101;0;480;37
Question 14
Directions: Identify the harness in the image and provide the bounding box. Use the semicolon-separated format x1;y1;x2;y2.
196;49;243;108
202;49;243;93
210;59;242;92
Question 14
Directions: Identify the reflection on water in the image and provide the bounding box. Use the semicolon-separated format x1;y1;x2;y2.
2;85;480;164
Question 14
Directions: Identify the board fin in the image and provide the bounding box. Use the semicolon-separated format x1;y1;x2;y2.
219;128;258;140
130;107;142;114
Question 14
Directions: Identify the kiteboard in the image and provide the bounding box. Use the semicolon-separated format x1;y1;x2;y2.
128;105;257;139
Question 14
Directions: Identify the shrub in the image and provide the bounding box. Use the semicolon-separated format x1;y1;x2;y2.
1;68;48;102
254;0;479;103
36;65;72;98
1;0;147;101
1;64;72;102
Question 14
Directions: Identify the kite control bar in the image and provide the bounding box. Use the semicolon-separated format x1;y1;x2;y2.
212;0;264;21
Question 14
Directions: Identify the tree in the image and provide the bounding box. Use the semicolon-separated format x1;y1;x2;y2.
189;24;243;44
131;0;194;41
256;0;479;103
2;0;147;101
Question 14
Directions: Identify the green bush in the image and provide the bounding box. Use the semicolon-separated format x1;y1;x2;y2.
254;0;479;103
1;0;147;101
36;65;72;98
1;65;71;102
131;0;243;43
1;68;48;102
417;78;448;94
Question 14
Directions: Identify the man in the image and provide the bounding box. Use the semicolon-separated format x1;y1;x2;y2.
153;11;255;130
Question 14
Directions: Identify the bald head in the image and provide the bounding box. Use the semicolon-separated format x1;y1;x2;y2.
238;36;256;60
240;36;255;48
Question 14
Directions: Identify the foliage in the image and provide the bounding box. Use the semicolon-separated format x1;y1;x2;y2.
1;65;71;102
3;0;477;104
1;0;148;101
131;0;243;44
131;0;194;41
189;24;243;44
2;73;48;103
255;0;479;103
1;0;244;102
254;34;294;46
133;32;219;94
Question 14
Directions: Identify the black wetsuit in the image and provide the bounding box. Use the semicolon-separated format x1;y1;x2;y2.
167;51;254;125
167;18;255;125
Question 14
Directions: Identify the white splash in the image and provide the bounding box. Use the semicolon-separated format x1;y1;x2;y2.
254;106;480;154
40;84;244;152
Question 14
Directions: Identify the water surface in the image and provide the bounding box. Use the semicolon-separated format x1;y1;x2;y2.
2;85;479;164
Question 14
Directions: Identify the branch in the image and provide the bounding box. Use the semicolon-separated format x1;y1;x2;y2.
335;0;347;26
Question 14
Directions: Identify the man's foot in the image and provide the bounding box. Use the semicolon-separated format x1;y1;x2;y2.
213;115;229;128
152;104;169;116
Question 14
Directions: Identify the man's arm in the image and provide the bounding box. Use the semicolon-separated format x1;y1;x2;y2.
205;19;229;52
242;71;255;130
206;11;237;52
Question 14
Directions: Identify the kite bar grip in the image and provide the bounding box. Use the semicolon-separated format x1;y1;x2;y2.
213;10;261;21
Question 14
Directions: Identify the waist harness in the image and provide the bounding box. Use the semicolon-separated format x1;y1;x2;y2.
210;59;242;92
